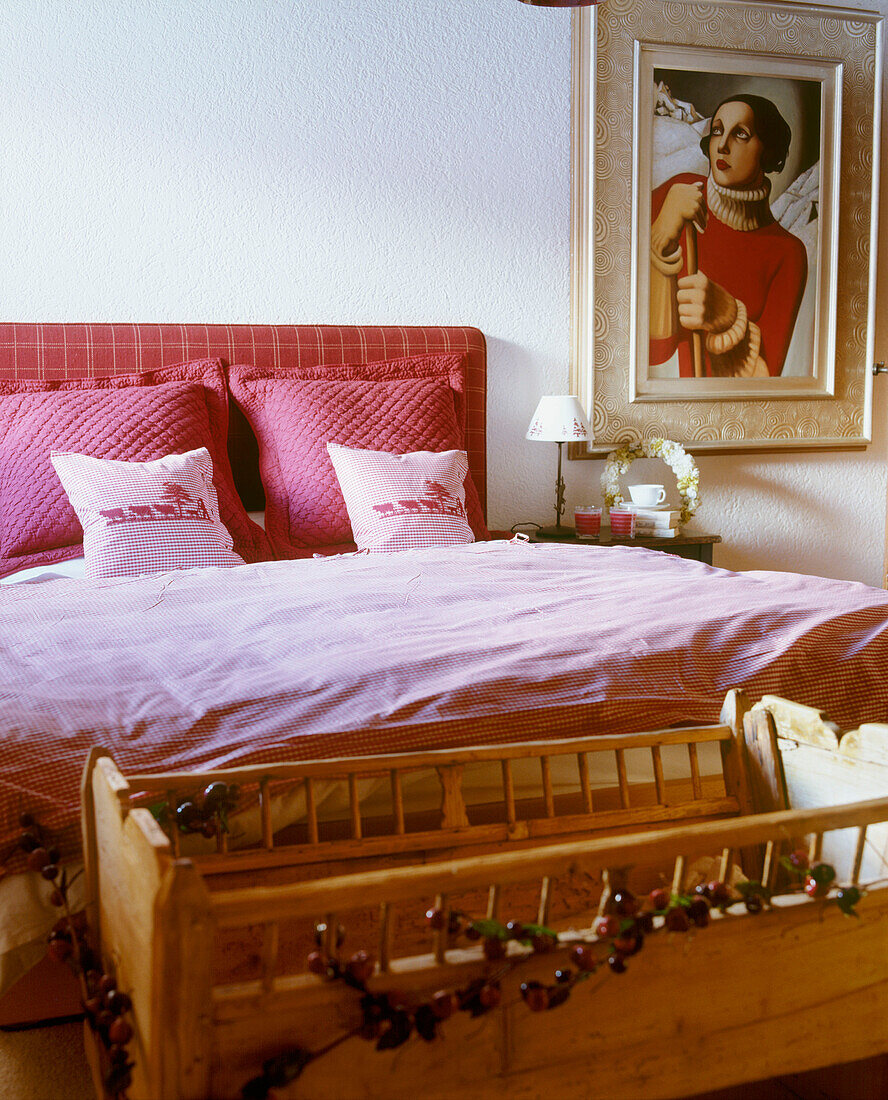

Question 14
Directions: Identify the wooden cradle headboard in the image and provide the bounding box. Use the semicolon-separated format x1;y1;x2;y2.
0;323;488;516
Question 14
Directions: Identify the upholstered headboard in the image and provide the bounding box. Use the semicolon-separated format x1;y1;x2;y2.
0;324;487;517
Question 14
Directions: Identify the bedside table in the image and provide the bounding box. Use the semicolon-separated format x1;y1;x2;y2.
529;528;721;565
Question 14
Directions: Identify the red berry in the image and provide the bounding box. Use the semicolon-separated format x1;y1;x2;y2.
47;938;73;962
27;847;50;872
688;897;710;927
98;974;117;995
706;881;732;907
788;848;810;871
648;888;670;911
635;912;655;934
200;821;217;839
570;943;597;973
41;864;59;881
19;832;39;852
175;801;201;830
665;906;690;932
505;920;526;940
47;847;60;864
607;954;627;973
612;890;638;917
483;936;506;960
744;894;765;913
108;1018;133;1046
306;951;327;975
346;951;375;985
95;1009;115;1031
595;915;620;938
614;933;643;957
202;782;229;812
430;990;457;1020
425;907;446;931
521;982;549;1011
83;995;103;1017
804;876;830;898
464;923;482;941
105;989;132;1015
478;982;501;1008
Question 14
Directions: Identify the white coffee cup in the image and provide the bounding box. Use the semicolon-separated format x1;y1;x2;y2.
628;483;666;507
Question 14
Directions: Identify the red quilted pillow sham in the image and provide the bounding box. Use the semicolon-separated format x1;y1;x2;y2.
0;360;270;578
50;448;245;578
228;355;488;558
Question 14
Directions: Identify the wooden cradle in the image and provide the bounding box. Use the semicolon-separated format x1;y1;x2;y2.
80;691;888;1099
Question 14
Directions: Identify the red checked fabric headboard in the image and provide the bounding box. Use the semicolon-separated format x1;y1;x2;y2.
0;324;487;517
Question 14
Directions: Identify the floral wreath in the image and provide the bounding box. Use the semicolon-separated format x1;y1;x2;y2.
601;438;700;524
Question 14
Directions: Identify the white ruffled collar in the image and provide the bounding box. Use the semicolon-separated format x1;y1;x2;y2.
706;176;773;232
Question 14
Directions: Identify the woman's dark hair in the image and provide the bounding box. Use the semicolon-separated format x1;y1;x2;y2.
699;94;792;175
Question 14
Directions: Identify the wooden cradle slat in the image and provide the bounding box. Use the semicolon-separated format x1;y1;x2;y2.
193;794;740;878
207;796;888;929
123;721;736;788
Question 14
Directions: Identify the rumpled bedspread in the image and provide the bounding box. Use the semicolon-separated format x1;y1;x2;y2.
2;540;888;857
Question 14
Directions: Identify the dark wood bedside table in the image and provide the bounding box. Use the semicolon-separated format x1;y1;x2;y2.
528;528;721;564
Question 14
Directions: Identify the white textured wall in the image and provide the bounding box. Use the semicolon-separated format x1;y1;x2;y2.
1;0;885;584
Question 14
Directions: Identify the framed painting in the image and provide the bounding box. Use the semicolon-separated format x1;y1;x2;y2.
569;0;882;453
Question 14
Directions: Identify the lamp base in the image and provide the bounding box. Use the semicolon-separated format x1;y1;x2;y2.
534;525;577;540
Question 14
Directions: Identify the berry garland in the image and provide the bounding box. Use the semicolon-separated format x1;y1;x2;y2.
16;813;136;1099
151;780;240;840
239;856;866;1099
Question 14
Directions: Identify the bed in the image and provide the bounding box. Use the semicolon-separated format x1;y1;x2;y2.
1;322;888;1055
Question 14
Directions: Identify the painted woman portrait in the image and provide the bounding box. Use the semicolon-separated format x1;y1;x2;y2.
649;93;808;379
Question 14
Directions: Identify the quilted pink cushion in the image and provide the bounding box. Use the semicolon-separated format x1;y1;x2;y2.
327;444;474;552
50;448;245;578
228;355;488;557
0;360;270;578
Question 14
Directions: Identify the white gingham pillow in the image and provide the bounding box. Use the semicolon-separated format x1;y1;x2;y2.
50;448;245;578
326;443;474;553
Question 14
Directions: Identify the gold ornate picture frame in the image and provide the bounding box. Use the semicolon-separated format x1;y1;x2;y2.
570;1;882;454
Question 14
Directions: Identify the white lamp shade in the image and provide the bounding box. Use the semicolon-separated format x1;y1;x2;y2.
526;395;590;442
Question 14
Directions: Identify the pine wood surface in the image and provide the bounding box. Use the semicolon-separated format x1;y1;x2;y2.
209;888;888;1100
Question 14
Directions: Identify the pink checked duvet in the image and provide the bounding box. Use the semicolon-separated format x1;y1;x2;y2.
2;540;888;860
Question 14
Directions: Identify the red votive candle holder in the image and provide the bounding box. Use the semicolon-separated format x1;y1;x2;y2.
608;509;636;538
574;506;602;539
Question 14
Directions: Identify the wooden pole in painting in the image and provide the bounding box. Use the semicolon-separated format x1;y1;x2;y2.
686;224;704;378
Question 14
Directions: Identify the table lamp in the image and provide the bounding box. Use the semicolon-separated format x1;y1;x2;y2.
526;395;590;537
